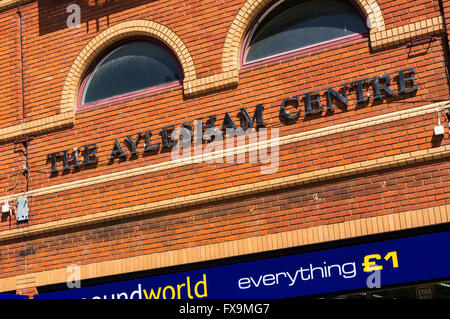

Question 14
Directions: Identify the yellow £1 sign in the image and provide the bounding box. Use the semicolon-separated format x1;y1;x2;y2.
362;251;399;272
362;254;383;272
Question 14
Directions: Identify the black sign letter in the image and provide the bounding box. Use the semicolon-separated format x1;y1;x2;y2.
110;138;127;160
240;104;266;129
305;90;323;115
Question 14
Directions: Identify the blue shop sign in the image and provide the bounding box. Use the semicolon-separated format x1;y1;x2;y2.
35;230;450;299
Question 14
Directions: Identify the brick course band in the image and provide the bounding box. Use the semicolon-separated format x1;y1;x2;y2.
370;17;445;50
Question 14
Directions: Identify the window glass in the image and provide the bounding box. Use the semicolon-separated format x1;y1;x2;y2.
244;0;368;63
81;40;181;105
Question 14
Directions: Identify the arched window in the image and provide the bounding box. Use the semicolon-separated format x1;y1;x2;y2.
79;39;182;107
242;0;368;65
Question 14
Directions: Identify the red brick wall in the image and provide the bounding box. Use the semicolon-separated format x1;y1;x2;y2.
0;9;22;130
0;0;449;293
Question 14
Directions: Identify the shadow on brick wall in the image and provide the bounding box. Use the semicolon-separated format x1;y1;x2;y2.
38;0;155;35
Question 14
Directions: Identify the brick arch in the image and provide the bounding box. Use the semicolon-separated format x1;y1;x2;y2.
222;0;385;72
60;20;196;116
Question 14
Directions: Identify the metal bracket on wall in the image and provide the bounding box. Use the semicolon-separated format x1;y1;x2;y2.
406;36;437;48
16;196;28;222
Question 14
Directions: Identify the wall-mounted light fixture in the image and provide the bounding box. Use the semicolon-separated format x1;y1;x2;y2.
1;200;15;218
434;110;445;136
1;197;28;222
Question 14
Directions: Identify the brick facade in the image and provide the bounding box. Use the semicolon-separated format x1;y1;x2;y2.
0;0;449;297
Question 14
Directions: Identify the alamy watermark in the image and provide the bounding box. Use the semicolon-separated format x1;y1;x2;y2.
66;4;81;28
66;264;81;289
366;269;381;289
169;127;280;175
